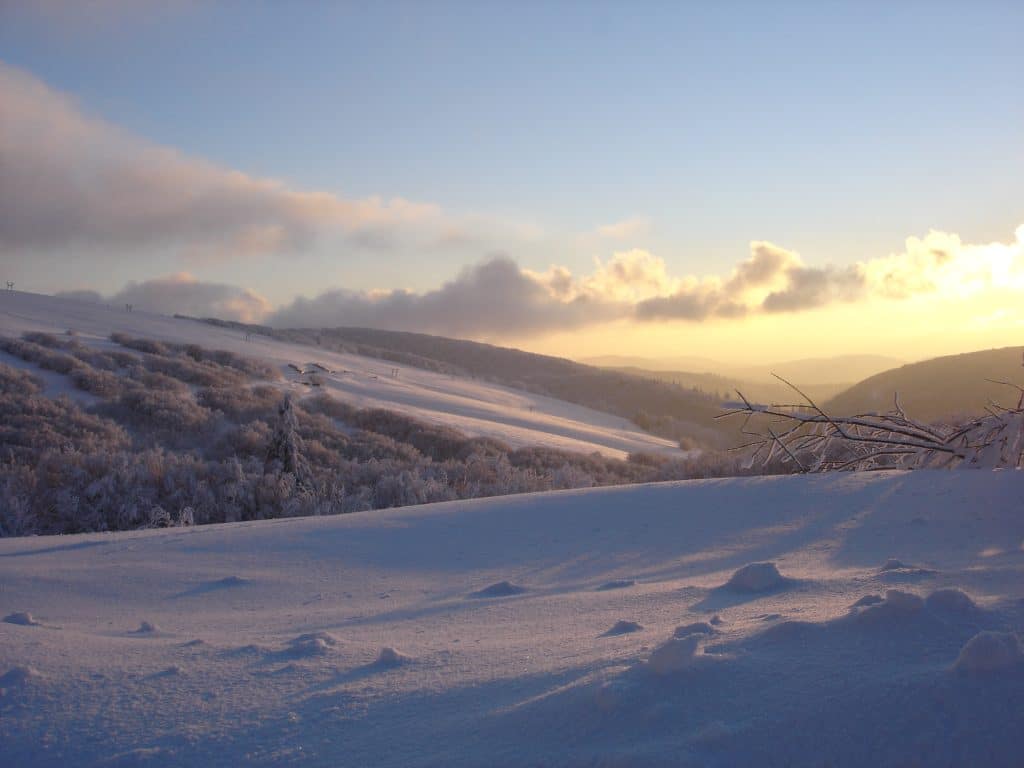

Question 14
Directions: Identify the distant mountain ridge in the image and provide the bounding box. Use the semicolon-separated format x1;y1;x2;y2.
823;346;1024;422
600;366;851;406
581;353;905;387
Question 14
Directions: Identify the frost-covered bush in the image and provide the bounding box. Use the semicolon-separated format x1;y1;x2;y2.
197;384;281;422
109;332;169;356
110;333;280;381
724;376;1024;472
0;364;42;396
0;337;81;375
69;366;127;399
0;383;130;464
98;388;213;436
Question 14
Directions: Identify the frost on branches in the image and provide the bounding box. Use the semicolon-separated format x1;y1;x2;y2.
721;357;1024;472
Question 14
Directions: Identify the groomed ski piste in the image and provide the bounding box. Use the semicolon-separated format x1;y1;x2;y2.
1;292;1023;767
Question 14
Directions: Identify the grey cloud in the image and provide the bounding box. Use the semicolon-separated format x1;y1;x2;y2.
58;275;271;323
0;62;444;260
269;257;621;338
634;291;746;321
635;242;866;321
723;242;797;292
760;265;864;313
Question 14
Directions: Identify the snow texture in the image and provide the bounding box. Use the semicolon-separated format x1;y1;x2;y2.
3;612;40;626
724;561;786;592
952;631;1022;673
646;634;702;675
469;581;527;598
1;425;1023;764
375;647;410;667
602;620;644;636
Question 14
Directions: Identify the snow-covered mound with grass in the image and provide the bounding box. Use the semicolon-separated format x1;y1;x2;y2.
0;290;682;459
2;470;1023;767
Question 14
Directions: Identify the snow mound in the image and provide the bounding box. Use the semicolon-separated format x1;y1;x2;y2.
212;575;250;587
952;631;1023;673
851;590;924;625
0;666;41;688
725;562;786;592
132;621;159;634
881;558;910;571
602;620;643;637
646;634;701;675
878;558;935;580
3;611;41;626
925;588;978;615
470;581;527;598
150;665;183;678
596;579;635;591
375;647;411;667
850;594;884;608
674;622;717;638
286;631;340;657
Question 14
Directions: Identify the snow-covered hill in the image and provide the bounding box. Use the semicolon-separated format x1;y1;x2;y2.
2;470;1023;766
0;290;683;460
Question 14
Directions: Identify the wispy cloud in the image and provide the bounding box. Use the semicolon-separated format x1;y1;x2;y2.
593;216;652;240
0;62;467;261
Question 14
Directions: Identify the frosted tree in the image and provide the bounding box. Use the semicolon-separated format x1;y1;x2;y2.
265;394;308;479
721;361;1024;472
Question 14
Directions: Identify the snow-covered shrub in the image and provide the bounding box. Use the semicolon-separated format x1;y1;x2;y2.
0;363;42;396
197;384;280;422
110;333;280;381
69;366;126;398
723;372;1024;472
98;389;213;436
109;333;169;356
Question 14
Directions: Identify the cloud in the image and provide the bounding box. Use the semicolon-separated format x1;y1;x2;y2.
633;241;844;321
57;274;271;323
0;62;453;260
269;257;620;337
55;222;1024;339
594;216;652;240
760;264;863;313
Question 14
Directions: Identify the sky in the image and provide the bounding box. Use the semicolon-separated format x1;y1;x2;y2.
1;1;1022;364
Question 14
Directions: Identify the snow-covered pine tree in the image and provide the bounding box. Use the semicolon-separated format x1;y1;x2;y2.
265;394;308;479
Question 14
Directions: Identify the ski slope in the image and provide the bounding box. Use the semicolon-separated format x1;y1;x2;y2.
2;470;1023;766
0;290;683;460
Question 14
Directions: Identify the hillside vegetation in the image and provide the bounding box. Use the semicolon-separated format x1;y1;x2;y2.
824;346;1024;423
0;331;761;536
195;319;736;448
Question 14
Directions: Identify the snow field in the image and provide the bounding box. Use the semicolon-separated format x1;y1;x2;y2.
2;470;1023;766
